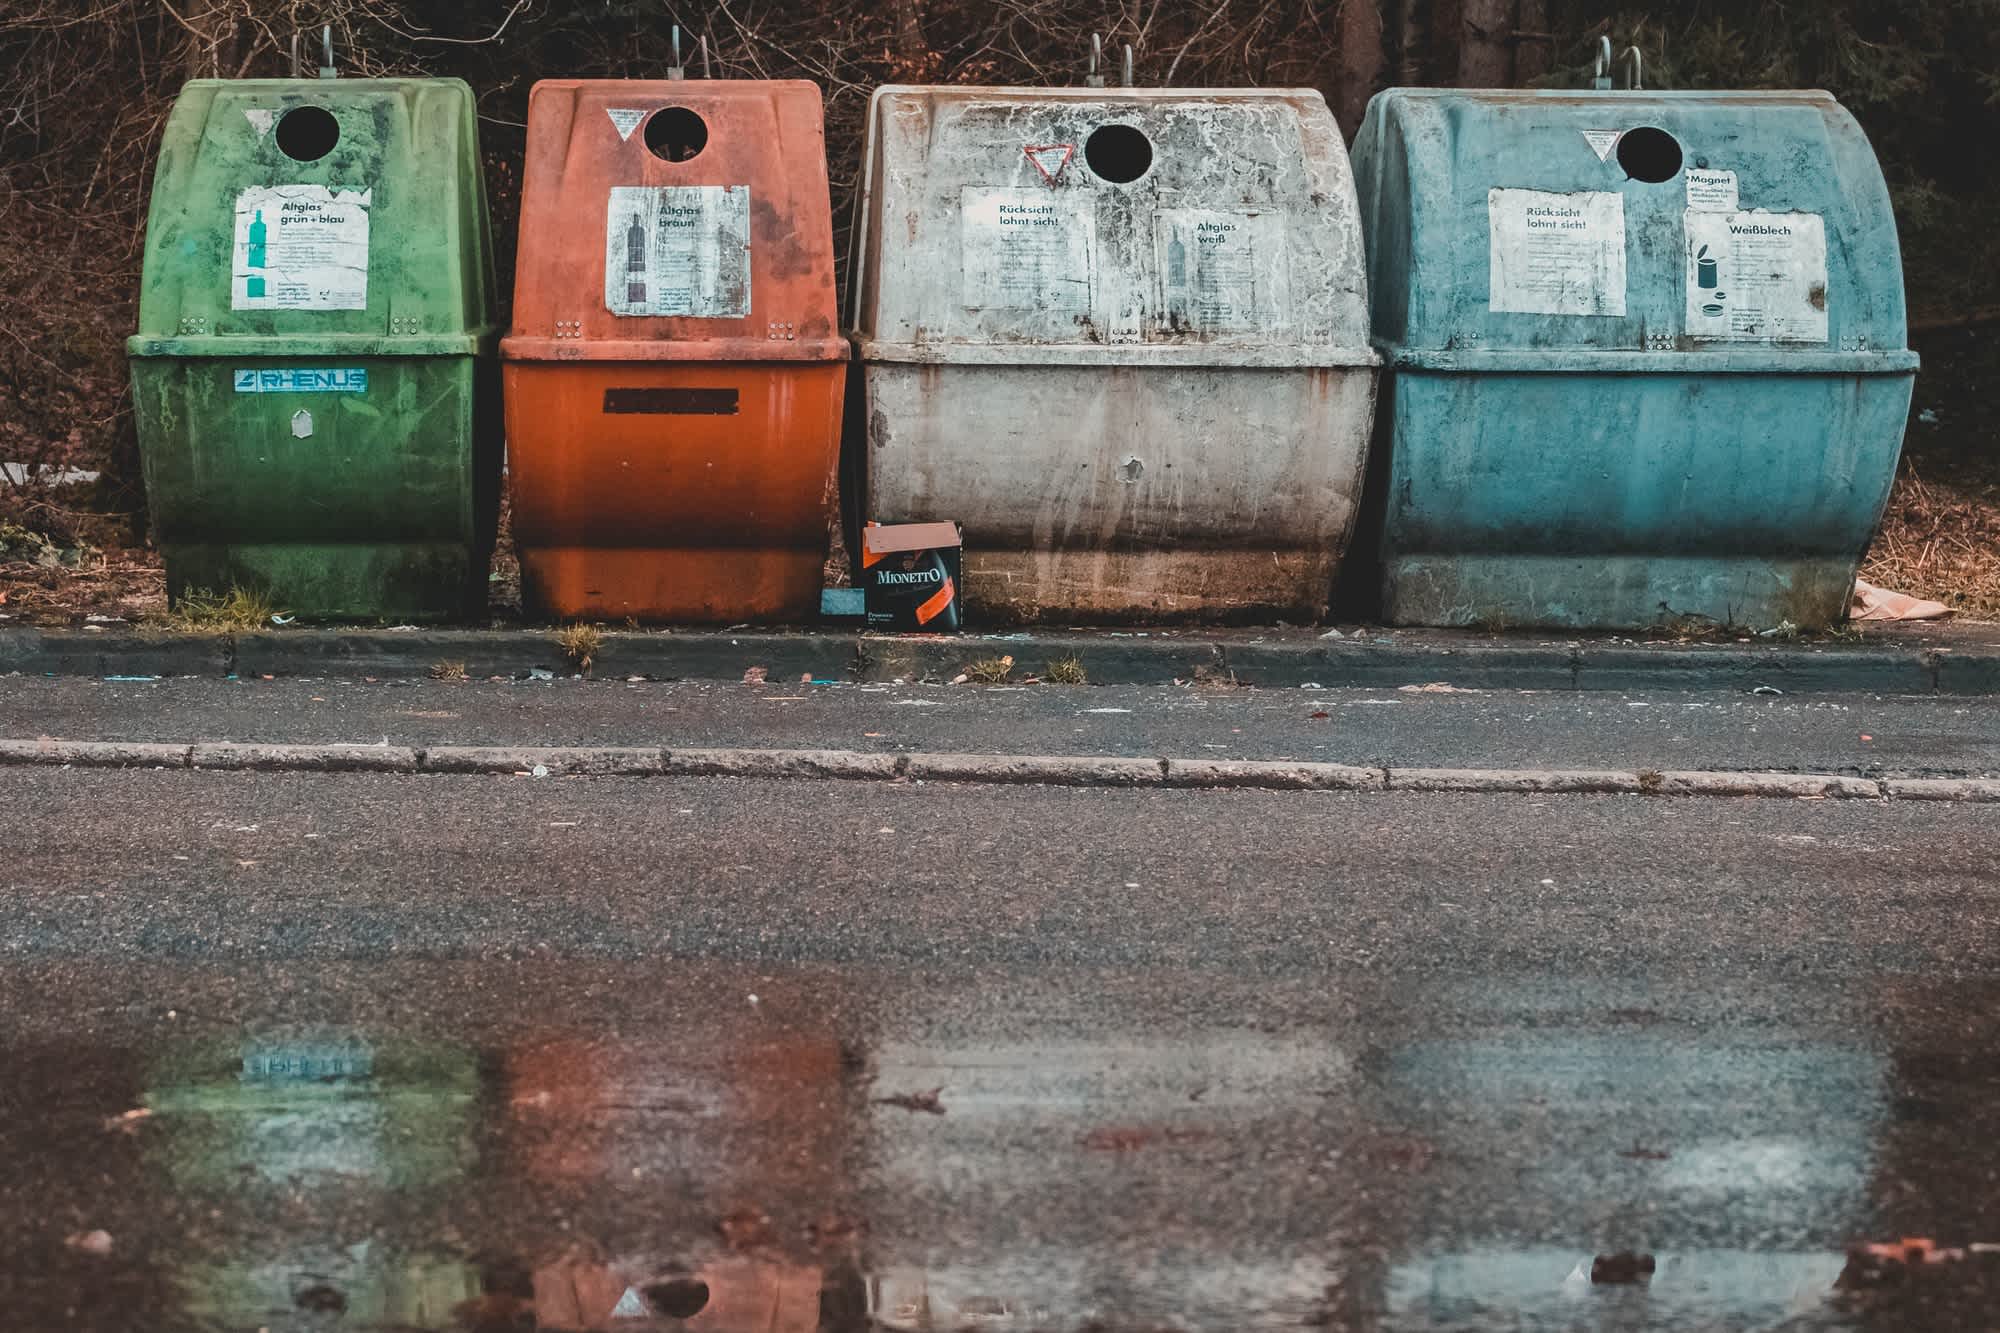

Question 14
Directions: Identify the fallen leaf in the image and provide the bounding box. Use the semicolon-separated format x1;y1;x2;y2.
742;666;768;684
876;1087;946;1115
1836;1238;1972;1289
65;1230;113;1256
1310;710;1330;720
103;1107;153;1134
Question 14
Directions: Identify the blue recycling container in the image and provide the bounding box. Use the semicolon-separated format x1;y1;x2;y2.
1350;90;1919;630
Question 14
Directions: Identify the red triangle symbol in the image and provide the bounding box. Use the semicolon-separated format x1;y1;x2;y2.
1024;143;1075;184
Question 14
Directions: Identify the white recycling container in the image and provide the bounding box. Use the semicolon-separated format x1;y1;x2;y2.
848;83;1379;623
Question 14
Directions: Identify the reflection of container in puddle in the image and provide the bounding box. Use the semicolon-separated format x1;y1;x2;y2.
864;1028;1352;1325
179;1253;483;1330
146;1035;480;1190
1387;1248;1847;1326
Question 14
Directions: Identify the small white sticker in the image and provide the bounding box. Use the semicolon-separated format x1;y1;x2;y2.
1156;210;1289;333
1581;129;1622;162
608;1287;647;1318
244;109;275;138
1685;168;1739;212
607;108;646;141
960;188;1094;314
1488;188;1626;318
232;184;371;311
290;409;313;439
604;185;751;318
1685;210;1829;343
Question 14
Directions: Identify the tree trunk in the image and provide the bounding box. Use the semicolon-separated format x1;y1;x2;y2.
890;0;929;65
1429;0;1462;85
1459;0;1513;87
1337;0;1385;140
178;0;237;82
1390;0;1422;84
1514;0;1552;85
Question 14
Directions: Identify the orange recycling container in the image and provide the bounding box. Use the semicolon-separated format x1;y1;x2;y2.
502;80;845;620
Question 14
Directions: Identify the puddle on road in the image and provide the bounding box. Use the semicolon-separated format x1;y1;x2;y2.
6;977;2000;1331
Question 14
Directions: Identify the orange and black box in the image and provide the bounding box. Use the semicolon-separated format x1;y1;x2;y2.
861;522;962;631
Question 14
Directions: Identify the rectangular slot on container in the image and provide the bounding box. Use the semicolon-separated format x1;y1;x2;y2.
602;387;740;415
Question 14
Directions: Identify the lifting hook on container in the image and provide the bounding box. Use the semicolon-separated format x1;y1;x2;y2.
1121;42;1135;87
1590;34;1613;90
1622;45;1644;90
318;24;337;80
668;24;686;80
1086;33;1106;88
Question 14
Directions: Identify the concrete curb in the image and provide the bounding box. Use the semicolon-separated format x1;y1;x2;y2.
4;625;1993;694
9;737;2000;801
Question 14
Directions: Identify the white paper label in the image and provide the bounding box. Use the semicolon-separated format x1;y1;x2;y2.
1685;169;1739;212
1581;130;1622;162
1488;188;1626;317
244;109;275;138
1685;210;1829;343
607;108;646;141
1155;210;1289;333
232;184;370;311
960;188;1094;314
604;185;750;318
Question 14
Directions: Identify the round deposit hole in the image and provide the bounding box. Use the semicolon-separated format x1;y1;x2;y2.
275;105;340;162
1084;123;1152;184
645;106;709;163
1616;126;1683;183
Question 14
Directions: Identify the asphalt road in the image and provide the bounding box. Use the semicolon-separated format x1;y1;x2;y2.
3;674;1996;775
4;766;2000;1330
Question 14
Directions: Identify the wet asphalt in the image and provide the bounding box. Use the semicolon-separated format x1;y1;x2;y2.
3;757;2000;1330
3;674;1997;775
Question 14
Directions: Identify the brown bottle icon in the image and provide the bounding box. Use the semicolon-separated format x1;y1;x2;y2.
625;212;647;304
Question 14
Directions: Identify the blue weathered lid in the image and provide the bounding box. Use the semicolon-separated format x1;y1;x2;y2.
1351;89;1917;373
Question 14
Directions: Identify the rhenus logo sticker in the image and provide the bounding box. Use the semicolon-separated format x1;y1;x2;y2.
233;368;368;393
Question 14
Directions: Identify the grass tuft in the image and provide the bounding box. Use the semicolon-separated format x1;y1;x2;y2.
169;585;276;633
962;655;1014;684
555;622;603;673
1042;654;1088;685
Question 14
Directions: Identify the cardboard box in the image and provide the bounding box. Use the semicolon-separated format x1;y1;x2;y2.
861;522;962;631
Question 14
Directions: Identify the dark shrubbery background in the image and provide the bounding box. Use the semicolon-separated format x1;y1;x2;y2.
2;0;1994;537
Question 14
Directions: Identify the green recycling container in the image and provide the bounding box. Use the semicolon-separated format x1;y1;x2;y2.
128;78;501;620
1350;90;1919;631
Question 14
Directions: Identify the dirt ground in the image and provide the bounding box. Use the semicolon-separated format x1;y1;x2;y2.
2;328;1992;630
1859;328;2000;619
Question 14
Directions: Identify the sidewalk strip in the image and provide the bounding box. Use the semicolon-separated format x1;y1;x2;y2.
7;737;2000;801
